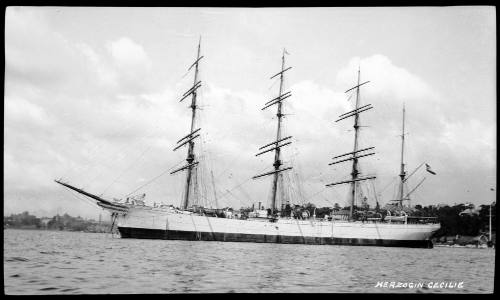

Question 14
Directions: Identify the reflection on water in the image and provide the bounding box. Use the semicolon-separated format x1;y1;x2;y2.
3;229;495;294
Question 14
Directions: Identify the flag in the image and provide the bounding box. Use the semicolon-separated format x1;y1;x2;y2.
425;163;436;175
284;49;290;55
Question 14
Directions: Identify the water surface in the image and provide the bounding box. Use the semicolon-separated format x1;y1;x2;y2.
3;229;495;294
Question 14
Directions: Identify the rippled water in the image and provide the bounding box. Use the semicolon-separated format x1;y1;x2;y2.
3;229;495;294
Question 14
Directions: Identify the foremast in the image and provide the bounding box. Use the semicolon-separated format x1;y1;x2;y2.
326;67;376;220
170;38;204;210
252;49;293;215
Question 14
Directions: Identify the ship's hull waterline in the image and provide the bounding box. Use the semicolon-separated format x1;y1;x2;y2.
114;207;440;248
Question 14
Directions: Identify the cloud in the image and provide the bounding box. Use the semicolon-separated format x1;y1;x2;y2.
5;8;82;87
3;7;495;219
104;37;154;93
3;8;177;218
76;43;119;88
107;37;152;70
5;96;53;129
329;55;496;206
440;118;496;167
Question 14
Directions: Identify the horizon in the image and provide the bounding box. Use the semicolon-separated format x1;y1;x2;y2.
4;7;496;220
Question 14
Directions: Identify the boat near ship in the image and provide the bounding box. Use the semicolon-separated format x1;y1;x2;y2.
56;40;440;248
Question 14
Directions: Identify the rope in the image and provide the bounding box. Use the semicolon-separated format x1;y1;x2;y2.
180;68;192;80
346;92;354;102
59;116;140;183
227;189;244;208
217;164;269;202
268;76;280;91
81;124;162;190
235;184;254;207
60;188;102;213
100;144;154;195
380;176;398;194
123;159;185;198
80;59;200;190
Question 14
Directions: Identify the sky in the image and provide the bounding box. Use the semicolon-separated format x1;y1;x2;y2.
4;6;496;219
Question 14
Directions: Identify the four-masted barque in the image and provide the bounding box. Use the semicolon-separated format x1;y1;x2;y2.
56;40;440;248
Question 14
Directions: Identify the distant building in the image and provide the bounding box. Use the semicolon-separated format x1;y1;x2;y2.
40;217;51;228
455;234;488;246
435;236;457;245
459;208;480;216
464;202;475;209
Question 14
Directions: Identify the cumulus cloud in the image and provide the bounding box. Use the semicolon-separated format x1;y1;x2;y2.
5;97;53;128
76;43;119;88
4;8;177;217
107;37;152;70
4;8;495;219
5;8;82;88
104;37;154;93
328;55;495;206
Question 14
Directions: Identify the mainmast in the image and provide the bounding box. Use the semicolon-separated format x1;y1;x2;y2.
252;49;293;215
170;38;204;210
326;67;376;220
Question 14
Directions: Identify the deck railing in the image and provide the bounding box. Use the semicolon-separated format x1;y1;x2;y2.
405;216;440;224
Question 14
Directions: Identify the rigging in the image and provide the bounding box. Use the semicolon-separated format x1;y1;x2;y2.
170;37;203;210
326;66;376;220
252;49;294;215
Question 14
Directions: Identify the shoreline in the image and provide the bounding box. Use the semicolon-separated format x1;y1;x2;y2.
3;227;114;234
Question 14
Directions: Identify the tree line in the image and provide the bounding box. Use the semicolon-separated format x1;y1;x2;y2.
3;211;112;233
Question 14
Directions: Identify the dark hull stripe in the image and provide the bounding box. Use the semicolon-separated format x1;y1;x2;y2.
118;227;433;248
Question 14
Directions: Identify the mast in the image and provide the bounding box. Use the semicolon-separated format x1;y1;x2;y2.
171;38;204;210
350;67;362;218
388;109;433;206
253;49;293;215
326;66;376;220
489;203;492;242
398;104;406;208
210;170;218;209
270;51;286;214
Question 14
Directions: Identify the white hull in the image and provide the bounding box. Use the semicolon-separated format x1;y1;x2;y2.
114;206;440;248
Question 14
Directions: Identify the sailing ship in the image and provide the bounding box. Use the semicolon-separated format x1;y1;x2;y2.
55;40;440;248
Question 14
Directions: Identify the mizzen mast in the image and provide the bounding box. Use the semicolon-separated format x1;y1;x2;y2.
170;38;203;210
397;104;406;208
389;106;428;207
252;49;293;215
326;66;376;220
